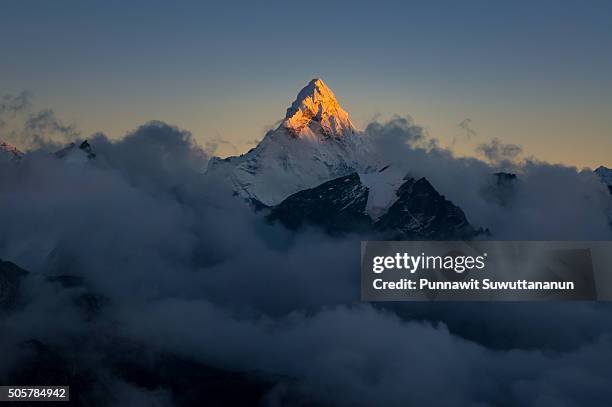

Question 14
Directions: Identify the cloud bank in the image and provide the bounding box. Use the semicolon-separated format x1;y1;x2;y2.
1;97;612;406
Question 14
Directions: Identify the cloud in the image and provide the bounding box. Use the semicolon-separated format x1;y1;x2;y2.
459;118;477;139
202;137;239;156
365;119;611;240
363;115;429;156
0;91;32;127
476;137;523;165
0;116;611;406
24;109;80;143
123;301;612;407
0;92;80;151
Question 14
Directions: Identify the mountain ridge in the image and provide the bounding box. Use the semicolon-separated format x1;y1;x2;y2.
595;166;612;194
0;140;24;161
268;170;482;239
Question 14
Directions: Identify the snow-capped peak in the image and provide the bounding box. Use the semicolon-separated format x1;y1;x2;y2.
205;79;377;206
283;78;355;138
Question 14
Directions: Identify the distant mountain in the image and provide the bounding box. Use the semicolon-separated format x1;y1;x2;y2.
0;257;104;320
595;166;612;194
481;172;518;207
205;79;377;206
55;140;96;163
268;168;481;239
0;140;24;162
0;139;96;165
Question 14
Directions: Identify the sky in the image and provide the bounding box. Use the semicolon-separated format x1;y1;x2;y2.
1;0;611;168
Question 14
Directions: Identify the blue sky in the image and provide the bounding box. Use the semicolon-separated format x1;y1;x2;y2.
1;0;611;167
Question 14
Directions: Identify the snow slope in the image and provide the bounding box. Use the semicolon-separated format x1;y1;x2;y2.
358;166;407;220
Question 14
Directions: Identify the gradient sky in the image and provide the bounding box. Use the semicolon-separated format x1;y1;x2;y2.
1;0;611;167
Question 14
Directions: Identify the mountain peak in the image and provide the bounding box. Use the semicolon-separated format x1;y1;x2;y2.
55;140;96;163
205;78;376;206
283;78;354;137
0;140;24;161
595;166;612;192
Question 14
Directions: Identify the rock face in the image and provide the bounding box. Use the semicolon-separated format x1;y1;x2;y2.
205;79;376;206
268;171;481;240
55;140;96;162
375;177;479;240
267;173;371;233
595;166;612;194
284;78;355;138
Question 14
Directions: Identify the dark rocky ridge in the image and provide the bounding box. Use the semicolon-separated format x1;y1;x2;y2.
55;140;96;160
375;177;479;240
594;166;612;195
267;173;371;233
268;172;482;239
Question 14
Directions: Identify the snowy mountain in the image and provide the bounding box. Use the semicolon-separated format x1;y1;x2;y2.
268;168;481;239
206;79;482;239
0;140;24;162
595;166;612;194
55;140;96;163
205;79;377;206
0;139;97;165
